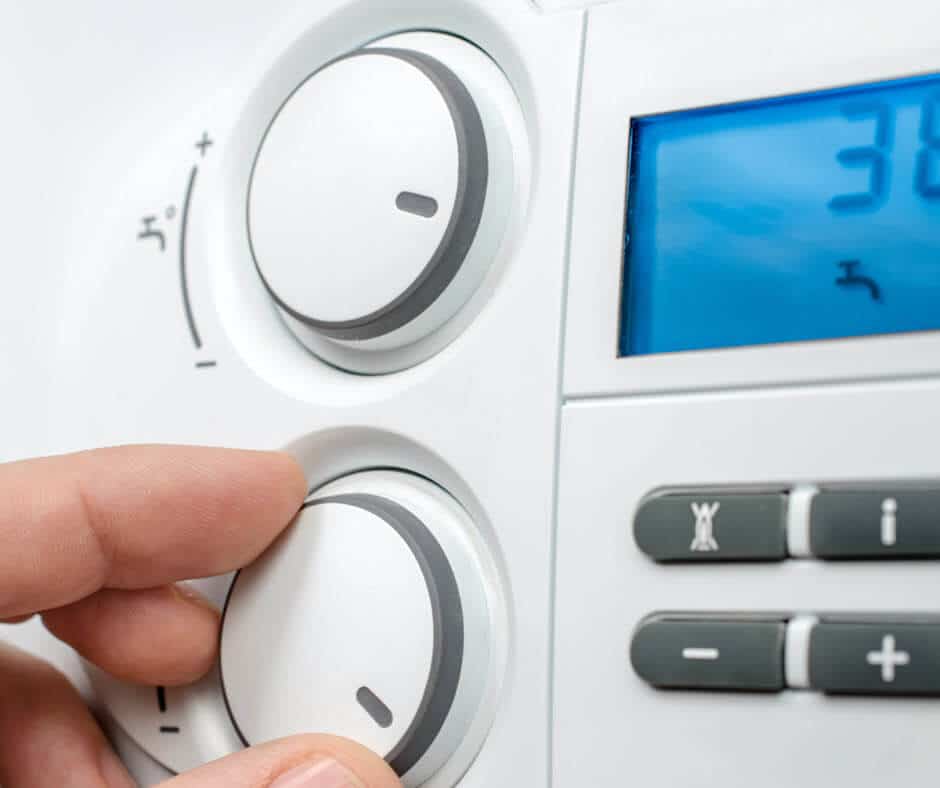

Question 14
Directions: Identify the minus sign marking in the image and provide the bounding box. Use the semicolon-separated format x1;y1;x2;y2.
195;361;217;369
682;647;720;661
159;726;180;734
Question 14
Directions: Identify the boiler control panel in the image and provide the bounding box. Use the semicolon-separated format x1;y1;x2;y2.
1;1;939;786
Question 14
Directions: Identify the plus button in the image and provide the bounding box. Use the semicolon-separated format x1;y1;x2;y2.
866;635;911;682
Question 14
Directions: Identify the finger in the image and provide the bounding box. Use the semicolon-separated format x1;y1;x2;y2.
0;642;135;788
160;734;400;788
0;445;307;618
43;584;220;686
1;614;33;624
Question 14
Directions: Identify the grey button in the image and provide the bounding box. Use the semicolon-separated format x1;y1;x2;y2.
810;488;940;559
630;616;786;691
809;621;940;695
634;493;787;562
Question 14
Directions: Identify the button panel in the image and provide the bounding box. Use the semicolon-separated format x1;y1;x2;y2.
634;484;940;562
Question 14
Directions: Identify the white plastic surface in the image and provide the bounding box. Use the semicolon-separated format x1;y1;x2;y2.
533;0;612;8
249;52;460;324
221;501;436;756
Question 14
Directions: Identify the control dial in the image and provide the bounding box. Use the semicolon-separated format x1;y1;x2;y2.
219;471;492;784
247;34;513;371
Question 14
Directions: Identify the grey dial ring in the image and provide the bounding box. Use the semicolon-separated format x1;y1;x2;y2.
247;47;490;341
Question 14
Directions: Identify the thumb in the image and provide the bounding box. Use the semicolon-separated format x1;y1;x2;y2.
158;735;402;788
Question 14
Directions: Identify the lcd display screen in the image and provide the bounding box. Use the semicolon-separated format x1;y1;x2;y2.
620;73;940;356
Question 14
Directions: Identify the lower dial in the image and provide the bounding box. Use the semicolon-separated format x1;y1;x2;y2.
85;470;496;787
220;471;492;783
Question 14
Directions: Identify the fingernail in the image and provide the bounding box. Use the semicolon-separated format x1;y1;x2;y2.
271;758;365;788
171;583;219;614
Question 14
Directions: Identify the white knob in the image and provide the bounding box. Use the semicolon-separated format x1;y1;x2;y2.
248;37;511;364
219;472;491;784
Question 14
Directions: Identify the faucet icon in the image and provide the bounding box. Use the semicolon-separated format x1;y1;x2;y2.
836;260;881;302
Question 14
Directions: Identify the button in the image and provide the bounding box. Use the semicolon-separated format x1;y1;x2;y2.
809;620;940;695
630;616;786;691
634;493;788;562
810;488;940;559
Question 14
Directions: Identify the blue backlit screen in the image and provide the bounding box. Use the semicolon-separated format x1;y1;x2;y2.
620;73;940;356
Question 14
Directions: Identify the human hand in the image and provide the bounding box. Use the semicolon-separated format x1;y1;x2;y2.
0;446;402;788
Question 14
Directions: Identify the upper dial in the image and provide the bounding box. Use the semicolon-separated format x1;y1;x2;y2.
248;36;508;361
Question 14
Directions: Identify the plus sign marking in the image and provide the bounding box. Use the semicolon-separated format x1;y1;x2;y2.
196;131;213;157
866;634;910;682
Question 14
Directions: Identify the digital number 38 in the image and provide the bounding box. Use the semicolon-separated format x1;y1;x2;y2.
829;90;940;211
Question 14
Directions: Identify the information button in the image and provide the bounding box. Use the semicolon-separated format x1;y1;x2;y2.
810;489;940;558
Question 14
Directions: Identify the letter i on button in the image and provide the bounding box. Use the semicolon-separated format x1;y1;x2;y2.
880;498;898;547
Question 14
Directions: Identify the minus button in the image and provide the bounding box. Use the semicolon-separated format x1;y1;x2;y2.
631;616;786;691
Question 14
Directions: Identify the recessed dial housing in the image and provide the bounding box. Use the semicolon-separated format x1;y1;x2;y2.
219;471;492;785
247;33;514;373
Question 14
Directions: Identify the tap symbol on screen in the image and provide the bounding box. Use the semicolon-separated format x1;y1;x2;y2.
836;260;882;302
